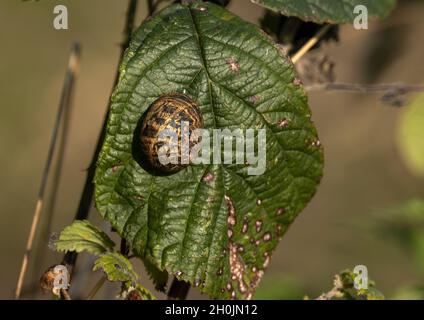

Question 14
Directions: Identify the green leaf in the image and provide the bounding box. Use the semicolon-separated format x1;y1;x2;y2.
95;1;323;299
55;220;115;256
93;252;139;283
397;93;424;178
251;0;396;24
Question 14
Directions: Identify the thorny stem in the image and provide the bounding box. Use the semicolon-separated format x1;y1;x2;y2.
119;238;130;293
60;0;139;288
120;238;130;256
291;25;331;64
14;43;81;299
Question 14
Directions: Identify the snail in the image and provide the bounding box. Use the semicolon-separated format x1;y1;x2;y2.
138;93;204;174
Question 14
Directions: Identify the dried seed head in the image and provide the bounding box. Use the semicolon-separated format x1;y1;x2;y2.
40;264;70;296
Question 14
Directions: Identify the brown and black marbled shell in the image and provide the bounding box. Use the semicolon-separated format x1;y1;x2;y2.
139;93;203;174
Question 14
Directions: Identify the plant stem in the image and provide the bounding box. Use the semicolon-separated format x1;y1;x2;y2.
291;25;331;64
60;0;139;277
15;43;81;299
31;45;76;291
167;278;191;300
305;82;424;93
147;0;155;16
86;276;107;300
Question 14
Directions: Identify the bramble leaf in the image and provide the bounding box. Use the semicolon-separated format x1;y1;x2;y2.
55;220;115;256
95;1;323;299
93;252;138;283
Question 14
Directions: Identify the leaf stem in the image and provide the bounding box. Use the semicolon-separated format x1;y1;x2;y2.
167;278;190;300
305;82;424;93
291;24;331;64
86;276;107;300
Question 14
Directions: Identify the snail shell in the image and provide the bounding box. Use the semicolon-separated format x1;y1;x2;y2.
139;93;203;174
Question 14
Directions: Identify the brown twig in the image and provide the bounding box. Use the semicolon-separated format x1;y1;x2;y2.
31;46;76;291
15;43;81;299
305;82;424;93
86;276;107;300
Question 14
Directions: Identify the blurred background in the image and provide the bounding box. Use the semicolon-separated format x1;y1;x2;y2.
1;0;423;299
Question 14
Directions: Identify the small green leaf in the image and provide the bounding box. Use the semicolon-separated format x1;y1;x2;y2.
251;0;397;24
95;1;323;299
397;93;424;178
55;220;115;256
93;252;138;283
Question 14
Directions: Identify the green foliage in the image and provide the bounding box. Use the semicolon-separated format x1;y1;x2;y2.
397;93;424;178
54;220;115;256
95;1;323;299
55;220;157;299
251;0;396;24
371;199;424;272
93;252;139;283
317;269;384;300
